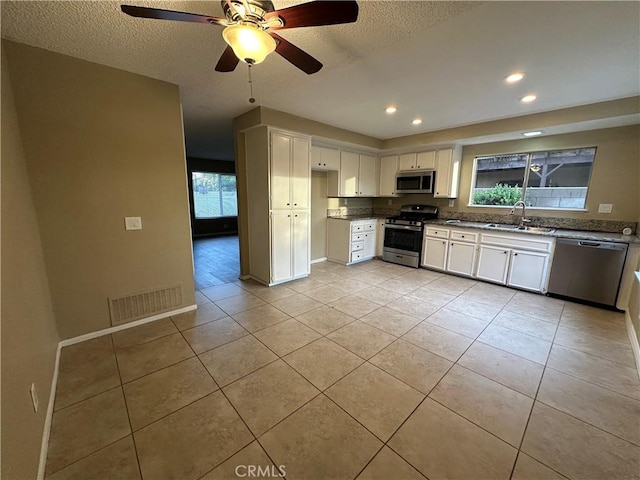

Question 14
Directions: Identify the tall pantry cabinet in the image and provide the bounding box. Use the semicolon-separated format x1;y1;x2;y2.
244;126;311;285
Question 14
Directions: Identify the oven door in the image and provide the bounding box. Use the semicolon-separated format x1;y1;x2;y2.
383;224;423;253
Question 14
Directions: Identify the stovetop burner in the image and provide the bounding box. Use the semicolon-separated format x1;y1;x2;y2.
385;204;438;227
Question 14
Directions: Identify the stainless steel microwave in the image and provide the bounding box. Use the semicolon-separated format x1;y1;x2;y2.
396;172;435;193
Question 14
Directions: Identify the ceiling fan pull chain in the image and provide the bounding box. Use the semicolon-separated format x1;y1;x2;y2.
248;64;256;104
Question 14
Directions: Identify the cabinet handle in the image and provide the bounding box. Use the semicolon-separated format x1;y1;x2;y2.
287;203;290;206
287;214;291;217
295;214;298;217
514;253;518;256
442;241;446;245
503;251;507;254
294;203;297;206
461;235;465;238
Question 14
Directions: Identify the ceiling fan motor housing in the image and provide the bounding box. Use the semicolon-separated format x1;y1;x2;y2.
222;0;275;23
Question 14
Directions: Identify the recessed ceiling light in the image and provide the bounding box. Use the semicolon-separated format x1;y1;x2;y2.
523;130;543;137
521;94;537;103
385;106;397;114
412;118;422;125
505;72;524;83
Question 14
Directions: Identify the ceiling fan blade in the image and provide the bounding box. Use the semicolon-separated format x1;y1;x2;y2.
121;5;227;26
215;46;241;72
265;0;358;30
271;32;322;74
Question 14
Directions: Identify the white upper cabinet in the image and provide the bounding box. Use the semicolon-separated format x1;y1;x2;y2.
358;154;377;196
328;150;378;197
271;132;310;209
339;151;359;196
379;155;398;196
434;146;462;198
416;150;437;170
398;150;436;171
311;146;340;171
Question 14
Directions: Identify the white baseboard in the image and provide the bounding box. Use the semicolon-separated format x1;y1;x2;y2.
37;303;197;477
59;304;197;347
310;257;327;264
625;312;640;377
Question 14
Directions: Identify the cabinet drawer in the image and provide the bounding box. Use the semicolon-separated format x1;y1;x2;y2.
351;241;364;252
351;223;365;233
363;222;376;232
451;230;477;242
352;233;365;242
351;251;364;262
425;227;449;239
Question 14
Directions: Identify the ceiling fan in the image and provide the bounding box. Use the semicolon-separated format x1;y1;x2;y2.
120;0;359;74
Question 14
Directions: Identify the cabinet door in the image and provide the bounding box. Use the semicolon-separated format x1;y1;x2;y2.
422;237;448;270
271;211;292;283
340;151;359;196
508;250;548;292
358;155;377;196
271;133;291;209
416;150;436;170
291;136;310;209
292;211;309;278
434;147;461;198
375;221;385;257
379;156;398;196
312;146;339;171
476;245;510;284
398;153;417;171
446;241;476;276
363;230;376;259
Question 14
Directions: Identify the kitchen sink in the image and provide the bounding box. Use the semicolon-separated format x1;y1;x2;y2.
484;223;556;233
514;226;556;233
483;223;519;230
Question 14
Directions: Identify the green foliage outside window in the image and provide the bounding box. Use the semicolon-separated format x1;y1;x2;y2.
472;184;522;205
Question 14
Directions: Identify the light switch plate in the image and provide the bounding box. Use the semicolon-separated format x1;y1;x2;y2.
598;204;613;214
125;216;142;230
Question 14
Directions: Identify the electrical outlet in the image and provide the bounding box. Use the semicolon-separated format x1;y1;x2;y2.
124;216;142;230
387;199;392;206
598;204;613;214
30;383;39;413
344;199;348;206
448;199;455;207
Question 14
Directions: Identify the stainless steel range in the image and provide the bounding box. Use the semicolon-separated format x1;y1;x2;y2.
383;205;438;268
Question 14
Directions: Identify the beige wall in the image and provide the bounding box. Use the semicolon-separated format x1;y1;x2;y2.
1;47;60;479
374;125;640;222
5;41;195;339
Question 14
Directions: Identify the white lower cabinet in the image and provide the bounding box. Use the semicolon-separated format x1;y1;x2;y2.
477;232;554;292
271;211;309;284
327;218;376;264
422;237;449;270
508;250;548;291
476;245;510;284
446;240;476;276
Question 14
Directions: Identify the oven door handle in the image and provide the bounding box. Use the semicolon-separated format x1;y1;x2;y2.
384;224;422;232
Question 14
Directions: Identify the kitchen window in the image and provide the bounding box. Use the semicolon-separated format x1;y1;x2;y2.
469;147;596;210
191;172;238;218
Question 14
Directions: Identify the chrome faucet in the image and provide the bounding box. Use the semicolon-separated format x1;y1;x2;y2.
510;201;530;226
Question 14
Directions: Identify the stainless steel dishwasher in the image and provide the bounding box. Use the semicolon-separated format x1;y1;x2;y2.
548;238;628;307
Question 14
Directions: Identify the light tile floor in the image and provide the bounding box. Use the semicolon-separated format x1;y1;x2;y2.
46;259;640;479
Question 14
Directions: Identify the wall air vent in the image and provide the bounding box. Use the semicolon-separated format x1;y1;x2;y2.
108;284;183;326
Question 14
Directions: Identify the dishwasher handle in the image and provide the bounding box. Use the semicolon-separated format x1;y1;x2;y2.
557;237;628;251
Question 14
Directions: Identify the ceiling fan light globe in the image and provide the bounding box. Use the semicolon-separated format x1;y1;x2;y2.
222;24;276;65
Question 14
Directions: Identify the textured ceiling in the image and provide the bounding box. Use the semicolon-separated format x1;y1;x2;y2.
2;1;639;160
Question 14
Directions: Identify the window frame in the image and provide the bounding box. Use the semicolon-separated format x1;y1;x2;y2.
191;171;238;219
467;146;596;212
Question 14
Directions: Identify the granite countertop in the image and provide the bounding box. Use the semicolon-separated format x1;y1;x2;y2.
425;219;640;244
